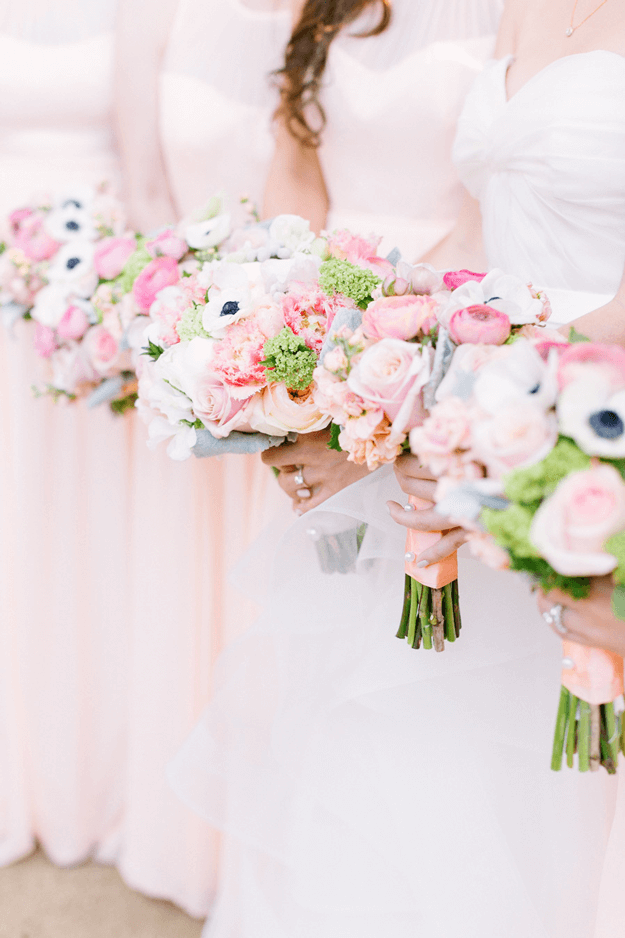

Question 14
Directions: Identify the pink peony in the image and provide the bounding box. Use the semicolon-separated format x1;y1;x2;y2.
326;229;393;277
56;304;89;340
12;211;60;261
471;402;558;478
448;304;511;345
530;464;625;577
132;256;180;312
558;343;625;393
362;294;439;342
281;284;341;351
443;270;487;291
82;325;124;377
33;323;57;358
93;236;136;280
149;285;188;346
145;229;187;260
211;318;268;388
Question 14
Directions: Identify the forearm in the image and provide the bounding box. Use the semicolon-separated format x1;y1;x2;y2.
262;124;329;233
563;288;625;345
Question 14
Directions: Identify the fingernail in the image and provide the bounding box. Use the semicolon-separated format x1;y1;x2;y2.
295;509;303;516
297;488;311;499
416;560;429;568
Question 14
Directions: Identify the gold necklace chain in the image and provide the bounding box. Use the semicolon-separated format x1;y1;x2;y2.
566;0;610;36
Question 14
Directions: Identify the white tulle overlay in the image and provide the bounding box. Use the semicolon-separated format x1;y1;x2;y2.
169;11;624;938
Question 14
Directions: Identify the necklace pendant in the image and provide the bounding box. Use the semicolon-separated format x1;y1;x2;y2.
565;25;574;35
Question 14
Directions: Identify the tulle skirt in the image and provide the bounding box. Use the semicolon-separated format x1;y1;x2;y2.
170;467;618;937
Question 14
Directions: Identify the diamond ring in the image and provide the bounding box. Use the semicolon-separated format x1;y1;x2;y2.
294;466;306;488
543;603;568;636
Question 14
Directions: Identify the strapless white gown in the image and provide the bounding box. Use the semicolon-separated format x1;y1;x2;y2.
169;7;623;938
452;48;625;938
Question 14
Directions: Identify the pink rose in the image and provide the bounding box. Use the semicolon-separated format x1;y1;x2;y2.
145;229;187;260
530;464;625;576
558;343;625;393
93;237;136;280
248;384;330;436
82;325;125;377
132;256;180;312
362;294;440;342
149;285;188;346
190;373;248;438
56;304;89;340
50;342;98;394
409;397;473;475
471;402;558;478
33;323;57;358
13;211;61;261
443;270;487;291
448;304;511;345
347;339;430;430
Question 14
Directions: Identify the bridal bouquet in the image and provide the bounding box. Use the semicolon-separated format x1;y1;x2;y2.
421;334;625;772
313;263;551;650
0;191;250;412
136;215;360;460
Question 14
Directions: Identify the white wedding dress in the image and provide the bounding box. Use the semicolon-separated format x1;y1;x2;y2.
170;6;623;938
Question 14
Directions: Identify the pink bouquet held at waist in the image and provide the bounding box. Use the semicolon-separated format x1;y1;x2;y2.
416;329;625;772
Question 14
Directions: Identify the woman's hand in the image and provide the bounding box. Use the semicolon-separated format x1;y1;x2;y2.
387;454;468;566
537;577;625;657
261;429;370;513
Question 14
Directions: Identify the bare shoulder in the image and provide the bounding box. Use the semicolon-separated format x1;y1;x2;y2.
493;0;534;57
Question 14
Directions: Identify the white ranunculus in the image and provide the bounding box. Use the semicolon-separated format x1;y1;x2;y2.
558;376;625;457
440;269;548;327
184;213;232;249
268;214;315;257
472;340;559;414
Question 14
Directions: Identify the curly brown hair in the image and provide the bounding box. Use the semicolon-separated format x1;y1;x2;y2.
275;0;392;148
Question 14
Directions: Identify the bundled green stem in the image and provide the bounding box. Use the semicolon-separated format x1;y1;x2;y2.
551;687;622;774
396;576;462;651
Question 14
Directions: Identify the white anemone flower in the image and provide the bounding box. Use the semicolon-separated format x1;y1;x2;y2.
558;376;625;457
44;197;98;242
47;240;98;297
31;283;72;328
440;269;548;327
201;262;266;337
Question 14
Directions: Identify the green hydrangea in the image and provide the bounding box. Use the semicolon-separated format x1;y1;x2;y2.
262;327;317;390
482;503;539;559
176;303;211;342
605;530;625;587
318;258;381;309
114;238;152;293
503;437;590;506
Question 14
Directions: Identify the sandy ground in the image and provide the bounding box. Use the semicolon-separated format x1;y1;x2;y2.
0;849;205;938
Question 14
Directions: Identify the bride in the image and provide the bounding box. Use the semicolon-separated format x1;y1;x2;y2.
170;0;622;935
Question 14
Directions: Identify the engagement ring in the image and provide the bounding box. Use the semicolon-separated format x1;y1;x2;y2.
294;466;306;488
543;603;568;636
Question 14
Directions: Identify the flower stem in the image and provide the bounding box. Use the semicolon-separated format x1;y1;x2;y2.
578;701;591;772
590;704;601;771
566;694;578;768
396;575;411;640
551;686;570;771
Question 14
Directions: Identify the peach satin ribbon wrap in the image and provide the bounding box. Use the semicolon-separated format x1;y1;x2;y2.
561;641;624;706
403;495;458;589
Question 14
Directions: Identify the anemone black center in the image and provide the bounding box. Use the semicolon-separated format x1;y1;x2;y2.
66;257;80;270
486;296;501;303
65;220;80;231
529;383;541;394
63;199;83;210
220;301;240;317
589;410;624;439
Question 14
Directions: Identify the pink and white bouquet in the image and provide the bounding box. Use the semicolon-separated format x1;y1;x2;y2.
136;214;356;459
311;262;551;649
413;333;625;772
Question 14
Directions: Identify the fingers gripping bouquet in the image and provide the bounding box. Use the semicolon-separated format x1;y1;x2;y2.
313;263;551;650
420;331;625;772
136;215;357;459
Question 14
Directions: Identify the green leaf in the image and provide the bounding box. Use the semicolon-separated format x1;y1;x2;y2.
568;326;591;343
109;392;138;415
611;586;625;622
327;422;343;452
142;339;165;360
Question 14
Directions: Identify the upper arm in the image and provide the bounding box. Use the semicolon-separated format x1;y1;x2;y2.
493;0;523;58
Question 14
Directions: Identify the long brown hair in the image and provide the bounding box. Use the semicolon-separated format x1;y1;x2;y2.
275;0;392;147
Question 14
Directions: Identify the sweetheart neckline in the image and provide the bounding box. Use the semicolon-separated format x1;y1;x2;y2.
502;48;625;106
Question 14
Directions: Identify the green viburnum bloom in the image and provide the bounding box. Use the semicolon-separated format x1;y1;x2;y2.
481;503;539;560
114;238;152;293
605;530;625;588
503;437;591;506
262;327;317;390
176;303;211;342
318;258;381;309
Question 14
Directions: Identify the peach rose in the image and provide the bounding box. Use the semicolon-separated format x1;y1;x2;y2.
248;384;330;436
362;294;439;341
530;464;625;576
